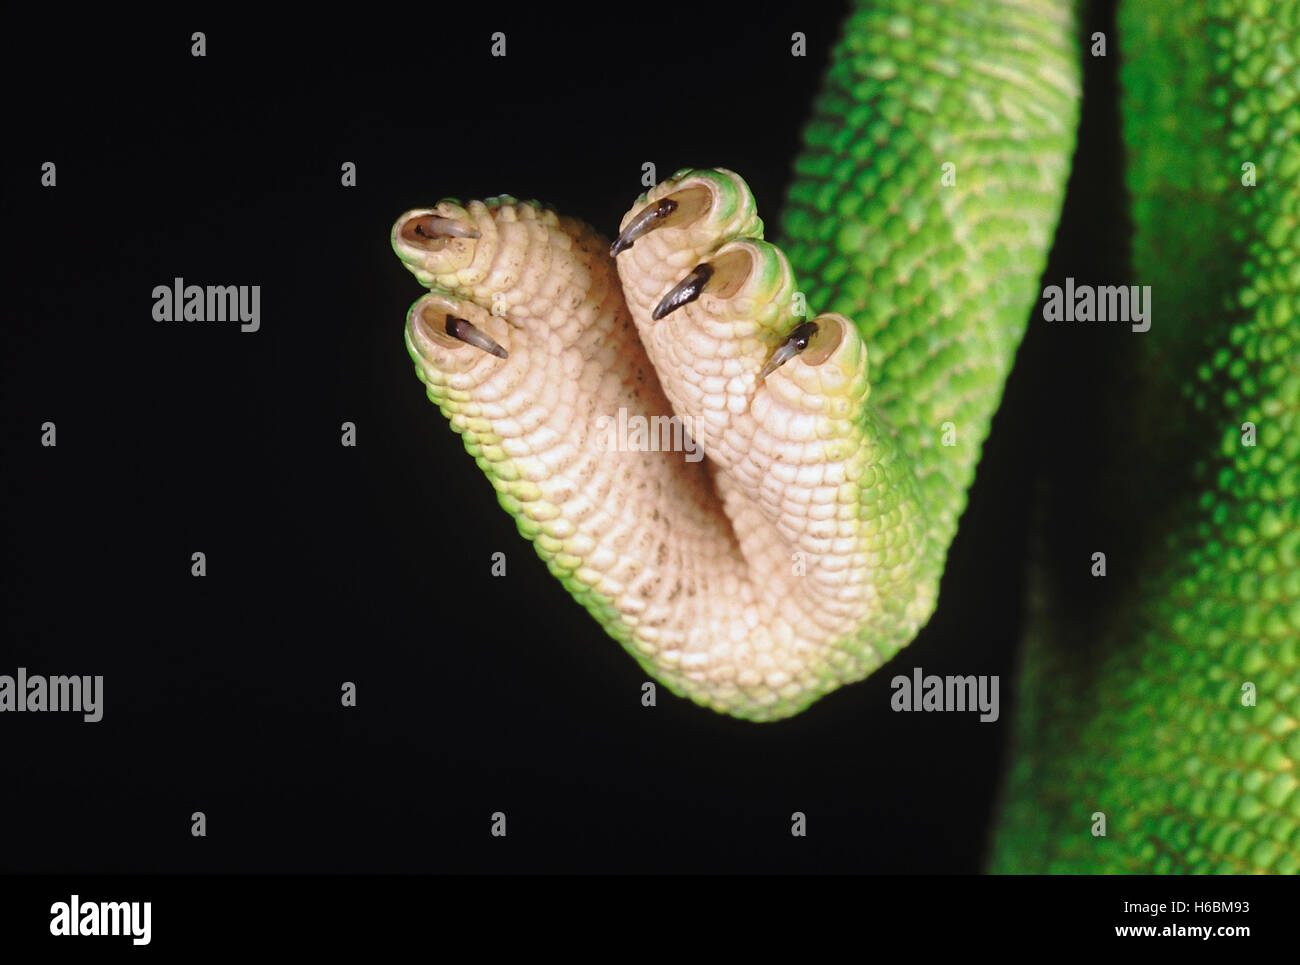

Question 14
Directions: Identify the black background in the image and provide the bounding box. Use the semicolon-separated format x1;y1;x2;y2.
2;1;1130;872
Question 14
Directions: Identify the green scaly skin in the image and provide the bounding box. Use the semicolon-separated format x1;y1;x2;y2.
779;0;1079;560
392;0;1300;871
989;0;1300;874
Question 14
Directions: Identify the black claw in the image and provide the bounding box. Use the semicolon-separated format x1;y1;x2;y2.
445;315;508;359
610;197;679;256
652;263;715;320
786;321;819;351
758;321;820;379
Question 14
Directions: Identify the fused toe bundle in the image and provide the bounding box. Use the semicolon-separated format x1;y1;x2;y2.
391;169;938;720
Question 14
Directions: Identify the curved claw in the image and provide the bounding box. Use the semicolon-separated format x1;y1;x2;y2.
652;263;715;320
758;321;819;380
610;198;678;256
445;315;508;358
